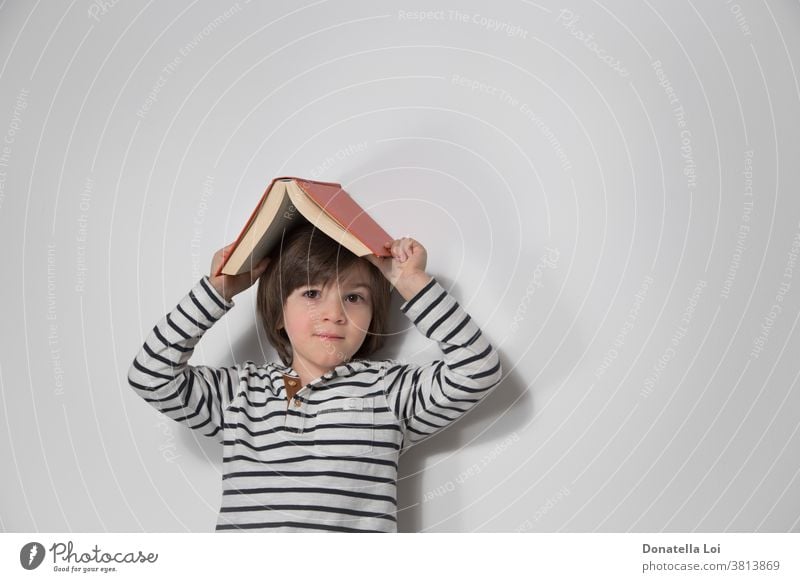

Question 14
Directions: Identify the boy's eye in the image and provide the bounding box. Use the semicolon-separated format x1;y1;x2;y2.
345;293;364;303
301;289;320;299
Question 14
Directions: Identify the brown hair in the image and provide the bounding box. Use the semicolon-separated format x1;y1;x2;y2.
256;223;392;366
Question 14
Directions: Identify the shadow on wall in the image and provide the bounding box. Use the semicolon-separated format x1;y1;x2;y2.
384;275;532;533
395;365;530;532
393;261;581;532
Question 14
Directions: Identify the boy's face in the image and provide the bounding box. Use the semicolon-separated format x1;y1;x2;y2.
281;262;374;382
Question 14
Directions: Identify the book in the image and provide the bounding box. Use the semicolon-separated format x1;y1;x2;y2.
215;177;393;276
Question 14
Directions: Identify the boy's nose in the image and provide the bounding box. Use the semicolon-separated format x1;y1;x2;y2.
321;297;346;322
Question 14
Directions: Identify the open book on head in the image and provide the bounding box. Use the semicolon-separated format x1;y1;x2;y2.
215;177;393;277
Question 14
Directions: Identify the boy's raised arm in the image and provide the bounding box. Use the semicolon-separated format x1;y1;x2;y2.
369;238;503;446
127;247;269;440
383;276;503;447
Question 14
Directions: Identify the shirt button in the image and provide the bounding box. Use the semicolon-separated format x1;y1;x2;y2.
294;399;302;408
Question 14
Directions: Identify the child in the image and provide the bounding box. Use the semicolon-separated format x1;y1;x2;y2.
128;223;502;532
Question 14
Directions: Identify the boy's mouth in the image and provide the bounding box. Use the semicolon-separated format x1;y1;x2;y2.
315;333;344;340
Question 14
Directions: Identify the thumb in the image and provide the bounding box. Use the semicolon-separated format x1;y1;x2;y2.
365;254;383;268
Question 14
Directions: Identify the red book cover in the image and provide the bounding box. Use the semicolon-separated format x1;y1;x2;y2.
214;177;392;277
292;178;393;257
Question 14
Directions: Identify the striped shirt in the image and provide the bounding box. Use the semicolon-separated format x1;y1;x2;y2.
128;275;503;532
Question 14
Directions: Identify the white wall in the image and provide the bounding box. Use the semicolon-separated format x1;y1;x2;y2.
1;0;799;532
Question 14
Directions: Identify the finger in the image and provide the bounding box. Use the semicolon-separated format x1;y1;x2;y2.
365;254;382;268
221;242;237;257
400;238;412;261
390;241;404;262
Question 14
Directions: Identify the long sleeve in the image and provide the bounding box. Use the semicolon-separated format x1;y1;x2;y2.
382;277;503;448
127;276;242;441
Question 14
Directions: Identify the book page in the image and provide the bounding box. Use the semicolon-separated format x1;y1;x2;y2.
222;183;302;275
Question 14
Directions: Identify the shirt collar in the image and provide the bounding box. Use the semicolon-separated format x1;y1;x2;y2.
269;360;373;391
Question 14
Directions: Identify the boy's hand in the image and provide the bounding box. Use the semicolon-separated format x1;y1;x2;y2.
366;237;432;301
209;243;270;302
